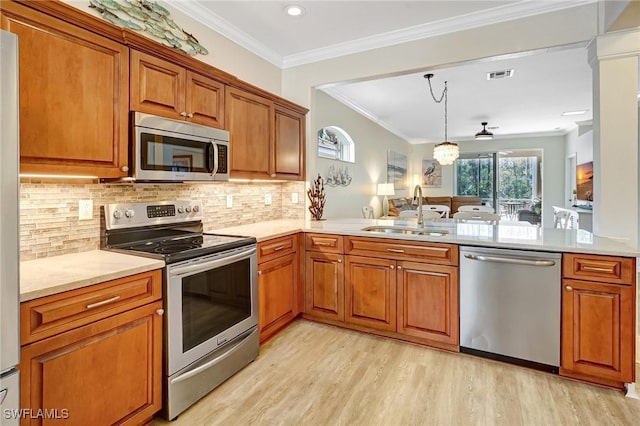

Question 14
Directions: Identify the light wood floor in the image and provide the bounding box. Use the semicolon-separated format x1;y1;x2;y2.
155;320;640;426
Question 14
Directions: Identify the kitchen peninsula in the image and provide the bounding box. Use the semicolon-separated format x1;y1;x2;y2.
18;217;638;423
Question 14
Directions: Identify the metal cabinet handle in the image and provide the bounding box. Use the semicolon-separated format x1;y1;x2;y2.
257;270;262;275
86;295;120;309
390;265;395;269
180;111;187;117
337;259;342;263
314;242;331;246
397;266;402;270
387;248;405;253
582;265;615;273
156;308;165;316
271;173;276;178
120;165;129;172
565;285;573;291
273;245;287;251
187;113;194;118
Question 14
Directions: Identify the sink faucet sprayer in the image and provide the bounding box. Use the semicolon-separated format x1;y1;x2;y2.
413;184;423;227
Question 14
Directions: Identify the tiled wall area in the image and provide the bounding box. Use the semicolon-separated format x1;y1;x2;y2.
20;179;305;261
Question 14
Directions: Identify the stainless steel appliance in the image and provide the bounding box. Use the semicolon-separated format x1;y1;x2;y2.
132;112;230;182
101;201;258;420
0;29;21;426
459;246;561;373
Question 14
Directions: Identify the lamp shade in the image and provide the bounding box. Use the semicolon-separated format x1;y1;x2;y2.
377;183;395;196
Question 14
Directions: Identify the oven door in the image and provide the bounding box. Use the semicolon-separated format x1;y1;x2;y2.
166;245;257;375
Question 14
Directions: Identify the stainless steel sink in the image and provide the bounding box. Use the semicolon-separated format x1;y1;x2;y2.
361;226;448;236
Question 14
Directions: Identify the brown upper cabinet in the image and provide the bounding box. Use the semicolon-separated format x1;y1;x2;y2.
1;1;129;178
226;86;306;180
130;50;225;129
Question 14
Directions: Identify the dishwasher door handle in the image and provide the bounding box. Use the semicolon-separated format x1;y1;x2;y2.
463;253;556;267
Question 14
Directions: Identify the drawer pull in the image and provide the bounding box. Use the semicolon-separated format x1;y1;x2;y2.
337;259;342;263
273;245;287;251
582;265;615;273
86;296;121;309
314;242;332;246
156;309;165;316
387;248;405;253
565;285;573;291
390;265;395;270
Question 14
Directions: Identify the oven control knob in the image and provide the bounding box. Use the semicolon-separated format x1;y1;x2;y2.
125;209;135;218
177;206;185;214
113;210;123;220
192;205;200;213
185;206;192;213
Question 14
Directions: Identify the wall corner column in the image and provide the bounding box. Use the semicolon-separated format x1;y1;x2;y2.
587;28;640;248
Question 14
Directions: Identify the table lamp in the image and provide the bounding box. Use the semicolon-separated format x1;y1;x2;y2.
377;183;395;217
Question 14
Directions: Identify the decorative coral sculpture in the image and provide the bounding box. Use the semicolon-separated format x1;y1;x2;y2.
307;174;326;220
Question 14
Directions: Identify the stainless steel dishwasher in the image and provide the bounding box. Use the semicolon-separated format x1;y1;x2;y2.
459;246;561;373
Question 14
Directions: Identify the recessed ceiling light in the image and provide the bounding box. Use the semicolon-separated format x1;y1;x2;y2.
284;4;305;16
561;110;588;116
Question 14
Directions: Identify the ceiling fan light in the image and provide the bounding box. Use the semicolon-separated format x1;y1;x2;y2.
475;122;494;140
433;141;459;165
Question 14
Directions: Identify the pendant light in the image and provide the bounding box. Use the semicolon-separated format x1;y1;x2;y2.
475;122;494;140
425;73;459;165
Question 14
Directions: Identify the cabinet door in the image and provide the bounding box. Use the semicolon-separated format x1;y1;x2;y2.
305;252;344;321
274;105;305;180
397;261;459;345
561;279;634;383
226;86;274;179
2;4;129;178
130;50;186;119
345;255;396;332
186;70;225;128
258;252;297;343
20;302;163;426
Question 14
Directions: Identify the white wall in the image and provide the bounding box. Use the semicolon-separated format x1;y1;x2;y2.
565;124;594;165
62;0;283;94
411;136;566;227
314;91;410;218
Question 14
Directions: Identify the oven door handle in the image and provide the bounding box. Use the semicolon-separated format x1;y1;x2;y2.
169;247;256;277
170;333;249;384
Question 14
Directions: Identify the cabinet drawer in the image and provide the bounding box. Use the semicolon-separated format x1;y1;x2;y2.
258;234;297;263
305;233;343;253
21;269;162;345
345;236;458;266
563;254;634;285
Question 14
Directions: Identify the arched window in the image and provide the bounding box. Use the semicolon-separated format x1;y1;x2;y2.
317;126;355;163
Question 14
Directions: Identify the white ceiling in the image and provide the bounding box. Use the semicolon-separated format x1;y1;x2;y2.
169;1;626;142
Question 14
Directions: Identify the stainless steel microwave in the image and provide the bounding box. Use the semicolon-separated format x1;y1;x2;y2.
132;112;229;182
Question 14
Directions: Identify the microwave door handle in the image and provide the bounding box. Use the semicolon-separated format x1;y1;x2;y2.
209;140;219;177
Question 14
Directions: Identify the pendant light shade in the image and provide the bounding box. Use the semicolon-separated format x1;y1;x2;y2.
433;141;460;166
425;73;459;165
475;122;494;140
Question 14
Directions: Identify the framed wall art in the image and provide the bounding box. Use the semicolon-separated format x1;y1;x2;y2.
422;159;442;187
387;150;408;190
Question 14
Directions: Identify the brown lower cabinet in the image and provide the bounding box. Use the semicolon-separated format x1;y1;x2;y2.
257;234;301;343
19;270;163;425
304;235;459;349
397;261;458;345
560;253;636;388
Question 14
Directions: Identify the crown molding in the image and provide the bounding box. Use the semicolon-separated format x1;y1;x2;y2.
171;1;596;70
282;0;597;68
320;87;413;143
168;0;284;68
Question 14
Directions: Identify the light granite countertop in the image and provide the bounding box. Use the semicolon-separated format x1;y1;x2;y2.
20;250;165;302
21;218;637;302
213;218;640;257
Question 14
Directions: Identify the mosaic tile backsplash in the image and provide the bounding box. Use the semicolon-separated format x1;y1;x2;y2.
20;180;305;261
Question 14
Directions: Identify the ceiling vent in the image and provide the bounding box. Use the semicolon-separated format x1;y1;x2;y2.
487;69;514;80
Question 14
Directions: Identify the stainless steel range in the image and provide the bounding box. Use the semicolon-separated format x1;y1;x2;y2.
101;200;259;420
